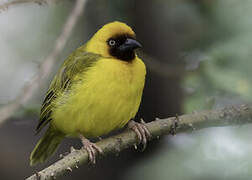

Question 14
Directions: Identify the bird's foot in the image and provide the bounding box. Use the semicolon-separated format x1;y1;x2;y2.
128;119;151;150
79;134;103;164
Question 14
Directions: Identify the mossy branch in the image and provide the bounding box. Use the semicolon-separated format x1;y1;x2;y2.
26;104;252;180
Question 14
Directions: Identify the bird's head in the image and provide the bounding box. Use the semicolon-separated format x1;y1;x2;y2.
85;21;142;62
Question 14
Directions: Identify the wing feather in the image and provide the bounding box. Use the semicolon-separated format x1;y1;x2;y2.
36;49;100;133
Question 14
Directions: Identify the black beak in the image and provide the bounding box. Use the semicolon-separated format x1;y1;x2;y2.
119;38;142;51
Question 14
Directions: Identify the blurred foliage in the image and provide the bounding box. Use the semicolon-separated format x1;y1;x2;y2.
183;0;252;112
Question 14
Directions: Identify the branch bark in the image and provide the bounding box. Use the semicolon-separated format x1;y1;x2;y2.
26;104;252;180
0;0;87;126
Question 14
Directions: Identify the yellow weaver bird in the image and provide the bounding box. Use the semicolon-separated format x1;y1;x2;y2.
30;21;150;166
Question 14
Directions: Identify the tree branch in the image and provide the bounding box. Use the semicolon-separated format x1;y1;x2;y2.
26;104;252;180
0;0;87;126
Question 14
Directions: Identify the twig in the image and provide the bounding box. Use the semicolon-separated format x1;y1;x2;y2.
0;0;49;10
0;0;68;10
26;104;252;180
0;0;87;126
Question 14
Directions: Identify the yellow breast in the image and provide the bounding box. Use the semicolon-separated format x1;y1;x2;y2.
51;56;146;137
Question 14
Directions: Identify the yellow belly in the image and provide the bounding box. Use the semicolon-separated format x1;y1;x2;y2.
51;57;146;137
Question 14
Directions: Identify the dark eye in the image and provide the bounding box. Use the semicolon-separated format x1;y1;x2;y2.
108;39;116;46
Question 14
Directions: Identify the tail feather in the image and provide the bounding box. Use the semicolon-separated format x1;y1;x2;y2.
30;127;64;166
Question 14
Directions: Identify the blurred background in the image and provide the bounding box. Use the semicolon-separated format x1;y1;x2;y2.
1;0;252;179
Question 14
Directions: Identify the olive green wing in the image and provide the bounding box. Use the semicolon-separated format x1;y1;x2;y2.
36;49;101;133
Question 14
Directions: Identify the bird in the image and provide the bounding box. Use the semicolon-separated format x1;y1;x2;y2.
30;21;150;166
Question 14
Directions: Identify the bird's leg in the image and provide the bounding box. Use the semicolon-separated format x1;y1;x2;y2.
127;118;151;150
79;134;103;164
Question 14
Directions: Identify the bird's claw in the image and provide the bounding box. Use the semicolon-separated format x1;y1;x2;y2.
79;135;103;164
128;119;151;150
